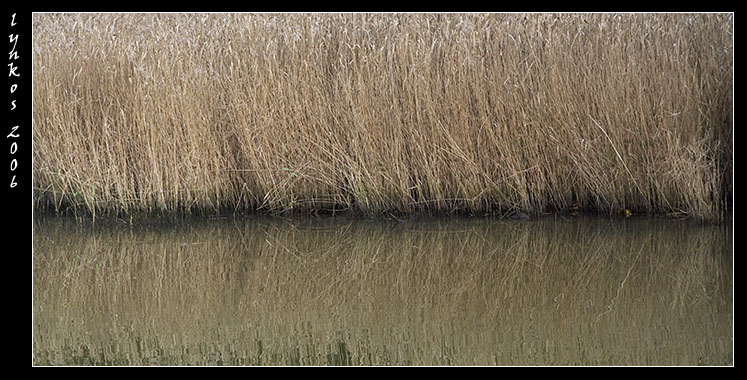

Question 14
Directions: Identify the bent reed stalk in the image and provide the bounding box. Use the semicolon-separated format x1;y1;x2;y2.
32;13;733;221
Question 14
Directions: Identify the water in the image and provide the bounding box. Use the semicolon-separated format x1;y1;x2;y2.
32;215;733;366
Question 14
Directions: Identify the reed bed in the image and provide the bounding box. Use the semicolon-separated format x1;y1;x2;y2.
32;13;733;221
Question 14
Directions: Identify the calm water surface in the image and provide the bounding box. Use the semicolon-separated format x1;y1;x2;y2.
32;216;732;366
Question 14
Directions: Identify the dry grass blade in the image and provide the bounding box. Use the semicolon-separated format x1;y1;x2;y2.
32;13;733;221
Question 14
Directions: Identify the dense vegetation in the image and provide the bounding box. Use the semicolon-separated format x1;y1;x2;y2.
33;14;733;221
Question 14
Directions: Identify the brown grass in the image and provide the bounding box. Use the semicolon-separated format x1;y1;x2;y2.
32;13;733;221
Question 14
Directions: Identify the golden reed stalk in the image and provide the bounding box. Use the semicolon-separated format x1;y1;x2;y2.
32;14;733;221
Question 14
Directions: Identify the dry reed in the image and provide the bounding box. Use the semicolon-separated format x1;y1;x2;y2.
32;13;733;221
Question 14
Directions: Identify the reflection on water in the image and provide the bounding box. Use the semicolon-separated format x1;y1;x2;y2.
32;216;732;366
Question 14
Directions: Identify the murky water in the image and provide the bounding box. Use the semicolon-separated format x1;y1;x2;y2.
32;216;732;366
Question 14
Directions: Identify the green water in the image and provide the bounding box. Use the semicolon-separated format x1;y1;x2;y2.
32;215;733;366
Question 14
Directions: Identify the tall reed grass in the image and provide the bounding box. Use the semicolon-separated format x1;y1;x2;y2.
32;13;733;221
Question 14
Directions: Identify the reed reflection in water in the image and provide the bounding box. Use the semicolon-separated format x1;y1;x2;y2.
32;216;732;365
